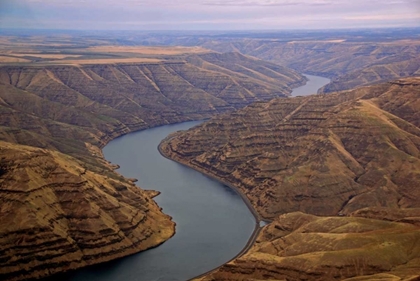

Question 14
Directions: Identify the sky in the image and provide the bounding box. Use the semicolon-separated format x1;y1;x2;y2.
0;0;419;30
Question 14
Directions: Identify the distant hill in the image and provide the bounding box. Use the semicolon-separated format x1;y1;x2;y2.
114;30;420;94
199;38;420;93
3;31;419;94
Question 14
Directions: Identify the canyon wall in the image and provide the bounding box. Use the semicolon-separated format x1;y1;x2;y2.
0;53;305;280
161;77;420;280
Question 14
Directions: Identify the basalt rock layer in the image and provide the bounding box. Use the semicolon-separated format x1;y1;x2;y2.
0;52;305;280
197;38;420;93
0;52;304;157
162;77;420;219
199;212;420;281
161;77;420;279
0;141;175;281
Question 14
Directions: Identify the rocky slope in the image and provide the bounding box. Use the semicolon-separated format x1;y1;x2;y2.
0;52;304;280
0;52;304;169
162;77;420;219
161;77;420;279
0;52;304;154
199;212;420;281
198;38;420;93
5;31;419;94
0;141;175;281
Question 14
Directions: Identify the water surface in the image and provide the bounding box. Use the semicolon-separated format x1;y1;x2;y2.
63;121;255;281
291;74;330;97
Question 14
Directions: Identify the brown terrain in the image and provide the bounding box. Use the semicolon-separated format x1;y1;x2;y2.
0;141;174;281
197;38;420;93
2;32;420;280
0;46;305;280
198;211;420;281
0;50;304;161
160;77;420;280
4;33;419;94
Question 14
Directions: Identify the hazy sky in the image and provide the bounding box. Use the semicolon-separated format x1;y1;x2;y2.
0;0;419;30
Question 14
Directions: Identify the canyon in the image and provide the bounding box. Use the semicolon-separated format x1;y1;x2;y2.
0;30;419;281
0;47;305;280
161;77;420;280
125;29;420;94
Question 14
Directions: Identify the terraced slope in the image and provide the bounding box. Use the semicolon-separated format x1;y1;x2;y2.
0;141;175;281
161;77;420;219
0;52;305;280
198;39;420;93
161;77;420;280
0;53;304;168
199;212;420;281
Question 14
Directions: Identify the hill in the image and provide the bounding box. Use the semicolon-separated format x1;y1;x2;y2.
200;38;420;94
0;141;174;281
117;30;420;94
4;31;419;94
198;212;420;281
160;77;420;279
0;50;305;280
161;77;420;218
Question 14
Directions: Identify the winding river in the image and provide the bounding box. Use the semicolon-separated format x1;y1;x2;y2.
60;74;330;281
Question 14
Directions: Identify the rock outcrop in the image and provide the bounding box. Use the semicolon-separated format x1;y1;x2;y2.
0;141;174;281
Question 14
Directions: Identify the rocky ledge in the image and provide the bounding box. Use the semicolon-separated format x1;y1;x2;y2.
0;141;175;281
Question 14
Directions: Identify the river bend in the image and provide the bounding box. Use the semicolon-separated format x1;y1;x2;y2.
59;74;330;281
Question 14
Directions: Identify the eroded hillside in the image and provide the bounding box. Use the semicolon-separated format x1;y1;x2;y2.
198;212;420;281
0;52;304;155
161;77;420;279
198;38;420;93
161;77;420;218
0;51;305;280
0;141;175;281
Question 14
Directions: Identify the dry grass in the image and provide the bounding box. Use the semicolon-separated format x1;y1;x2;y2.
87;45;209;55
11;54;83;59
0;55;31;63
52;57;162;65
288;39;347;43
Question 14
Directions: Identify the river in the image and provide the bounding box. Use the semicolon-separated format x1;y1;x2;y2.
291;74;330;97
58;74;330;281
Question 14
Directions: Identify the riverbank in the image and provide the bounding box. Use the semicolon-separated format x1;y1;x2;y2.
72;120;256;281
156;74;331;280
158;135;270;281
63;74;331;281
